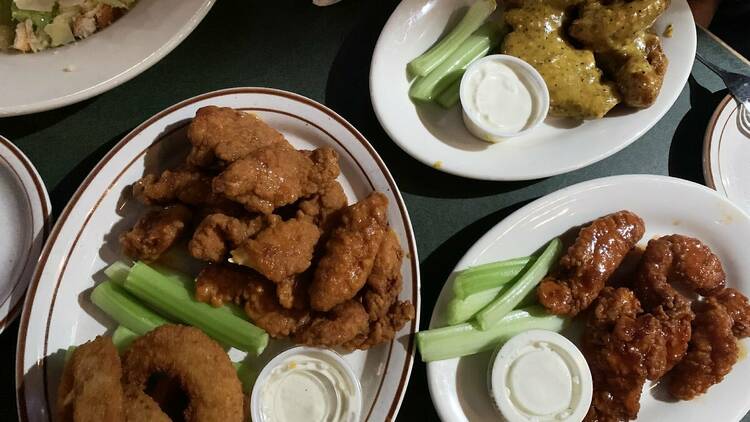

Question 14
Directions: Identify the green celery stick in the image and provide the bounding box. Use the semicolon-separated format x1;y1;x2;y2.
417;306;566;362
112;325;139;351
452;256;533;299
104;261;132;285
436;78;462;108
409;20;505;102
91;281;170;336
124;262;268;355
407;0;496;77
475;239;562;330
445;285;507;325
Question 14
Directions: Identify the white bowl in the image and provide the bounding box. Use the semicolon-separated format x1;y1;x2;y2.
459;54;549;142
250;346;363;422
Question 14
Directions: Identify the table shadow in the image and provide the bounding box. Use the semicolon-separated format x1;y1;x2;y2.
669;76;727;184
324;0;540;199
398;197;536;420
0;99;93;140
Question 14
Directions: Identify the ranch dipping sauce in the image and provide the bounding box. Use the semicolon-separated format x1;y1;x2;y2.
460;54;549;142
252;348;362;422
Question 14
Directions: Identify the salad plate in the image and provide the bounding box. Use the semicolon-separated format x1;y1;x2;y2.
0;136;50;334
370;0;696;181
703;95;750;214
16;88;420;421
427;175;750;421
0;0;214;117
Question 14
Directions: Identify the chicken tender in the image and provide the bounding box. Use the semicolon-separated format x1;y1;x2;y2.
715;287;750;338
502;0;621;119
538;210;646;317
294;300;370;347
668;298;738;400
296;180;348;231
362;229;404;321
57;336;124;422
121;325;244;422
213;145;340;214
186;106;288;167
133;168;213;206
231;217;321;283
344;301;415;351
309;192;389;312
188;213;270;262
569;0;669;52
120;204;192;261
583;287;661;422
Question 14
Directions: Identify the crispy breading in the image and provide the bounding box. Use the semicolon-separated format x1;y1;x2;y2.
294;300;370;347
186;106;288;167
309;192;389;312
188;214;270;262
715;287;750;338
57;336;124;422
296;180;348;231
120;205;192;261
213;145;340;214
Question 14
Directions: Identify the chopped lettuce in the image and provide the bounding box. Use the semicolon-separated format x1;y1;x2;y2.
11;3;53;27
43;12;73;46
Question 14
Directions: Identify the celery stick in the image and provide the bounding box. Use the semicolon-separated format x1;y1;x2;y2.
417;306;566;362
446;285;506;325
475;239;562;330
112;325;139;351
407;0;496;77
436;78;461;108
91;281;170;336
235;359;260;393
124;262;268;355
104;261;132;286
453;256;532;299
410;20;505;102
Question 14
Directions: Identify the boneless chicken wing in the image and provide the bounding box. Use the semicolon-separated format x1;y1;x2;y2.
309;192;389;312
538;210;646;317
120;204;192;262
296;180;349;231
186;106;289;167
294;300;370;347
212;145;340;214
188;213;271;262
715;288;750;338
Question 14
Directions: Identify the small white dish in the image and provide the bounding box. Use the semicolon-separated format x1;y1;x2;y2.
370;0;696;181
0;136;50;334
488;330;591;422
703;95;750;214
0;0;215;117
426;175;750;421
460;54;549;142
251;346;363;422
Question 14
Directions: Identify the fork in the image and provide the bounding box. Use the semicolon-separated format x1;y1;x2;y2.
696;53;750;133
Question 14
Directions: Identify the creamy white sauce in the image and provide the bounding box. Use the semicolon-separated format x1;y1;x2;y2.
259;354;358;422
489;330;592;422
463;60;534;134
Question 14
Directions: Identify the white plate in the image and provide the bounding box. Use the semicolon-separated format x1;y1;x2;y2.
370;0;696;180
0;0;214;117
703;95;750;214
0;136;50;334
15;88;420;422
426;175;750;421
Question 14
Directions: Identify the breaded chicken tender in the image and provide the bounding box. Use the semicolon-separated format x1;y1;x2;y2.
120;204;192;261
715;287;750;338
294;300;370;347
213;145;340;214
231;217;321;283
186;106;288;167
133;168;213;206
57;336;124;422
309;192;389;311
188;213;270;262
296;180;348;231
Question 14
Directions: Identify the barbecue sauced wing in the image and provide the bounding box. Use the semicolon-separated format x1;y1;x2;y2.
231;216;321;283
57;336;124;422
212;145;340;214
502;0;621;119
583;287;662;422
186;106;289;168
188;213;270;262
715;287;750;338
194;264;309;338
120;204;192;262
538;210;646;317
668;298;739;400
309;192;389;312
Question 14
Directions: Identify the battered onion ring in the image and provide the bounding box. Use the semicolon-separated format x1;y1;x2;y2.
121;325;244;422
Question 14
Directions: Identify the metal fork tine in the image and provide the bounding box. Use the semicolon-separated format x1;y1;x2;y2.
696;53;727;79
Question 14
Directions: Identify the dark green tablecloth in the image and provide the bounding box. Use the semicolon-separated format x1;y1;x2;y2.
1;1;749;420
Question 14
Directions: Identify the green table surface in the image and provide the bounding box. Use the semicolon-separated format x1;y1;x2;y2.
2;1;750;420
